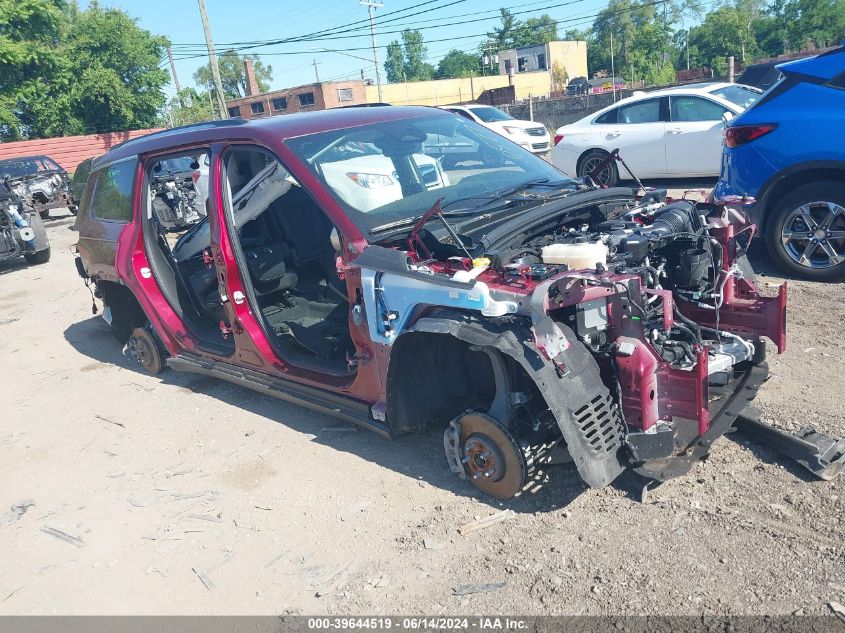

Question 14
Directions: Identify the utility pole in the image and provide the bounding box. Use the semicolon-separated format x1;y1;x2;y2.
197;0;228;119
167;46;185;107
360;0;383;102
686;29;691;70
610;31;617;102
313;59;321;83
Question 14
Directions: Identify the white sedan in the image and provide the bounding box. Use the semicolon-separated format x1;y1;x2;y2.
551;82;762;186
440;105;551;154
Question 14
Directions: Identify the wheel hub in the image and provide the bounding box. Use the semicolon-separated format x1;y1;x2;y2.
463;434;506;481
446;412;529;500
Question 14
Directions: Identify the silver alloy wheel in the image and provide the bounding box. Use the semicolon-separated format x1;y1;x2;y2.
580;155;613;186
780;201;845;269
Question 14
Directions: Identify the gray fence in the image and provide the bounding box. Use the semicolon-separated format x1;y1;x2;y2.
500;90;635;132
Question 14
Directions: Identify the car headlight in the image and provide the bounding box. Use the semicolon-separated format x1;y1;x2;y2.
503;126;523;135
346;172;394;189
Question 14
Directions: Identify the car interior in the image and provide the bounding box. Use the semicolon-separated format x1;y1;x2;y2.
143;150;235;356
222;147;354;373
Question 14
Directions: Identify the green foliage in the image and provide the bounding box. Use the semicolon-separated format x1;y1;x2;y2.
164;88;214;127
65;7;169;133
193;50;273;99
435;49;480;79
0;1;169;140
480;9;559;58
512;15;559;47
384;30;436;82
551;61;569;90
0;0;68;139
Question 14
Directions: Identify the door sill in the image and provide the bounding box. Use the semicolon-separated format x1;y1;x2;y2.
167;353;391;438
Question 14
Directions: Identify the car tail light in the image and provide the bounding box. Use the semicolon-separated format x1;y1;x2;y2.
554;134;564;145
724;124;777;148
192;170;201;183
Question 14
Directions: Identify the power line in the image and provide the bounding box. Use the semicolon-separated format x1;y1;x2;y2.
168;0;667;64
170;0;465;50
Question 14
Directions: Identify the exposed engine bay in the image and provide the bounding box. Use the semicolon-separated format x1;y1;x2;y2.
6;171;74;218
0;181;50;265
150;172;204;231
352;188;791;496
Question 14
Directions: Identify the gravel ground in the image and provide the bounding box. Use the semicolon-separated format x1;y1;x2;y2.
0;207;843;616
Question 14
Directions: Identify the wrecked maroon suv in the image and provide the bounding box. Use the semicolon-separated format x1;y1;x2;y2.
73;108;843;499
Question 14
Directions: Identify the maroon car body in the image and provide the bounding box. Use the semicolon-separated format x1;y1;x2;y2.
73;108;789;498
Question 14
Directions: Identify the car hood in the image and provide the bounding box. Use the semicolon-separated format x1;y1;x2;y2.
777;46;845;81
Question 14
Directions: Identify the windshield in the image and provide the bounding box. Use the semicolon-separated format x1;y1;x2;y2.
468;106;514;122
0;157;60;179
709;85;762;109
284;113;576;236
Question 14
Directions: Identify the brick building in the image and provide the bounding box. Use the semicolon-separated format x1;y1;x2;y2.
225;58;367;119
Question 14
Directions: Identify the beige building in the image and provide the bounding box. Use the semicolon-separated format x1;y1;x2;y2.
225;57;368;119
497;41;588;82
364;71;554;107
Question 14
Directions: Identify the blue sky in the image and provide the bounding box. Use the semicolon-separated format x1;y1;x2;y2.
81;0;611;98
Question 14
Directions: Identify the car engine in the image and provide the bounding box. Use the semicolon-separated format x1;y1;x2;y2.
508;199;758;372
6;172;73;218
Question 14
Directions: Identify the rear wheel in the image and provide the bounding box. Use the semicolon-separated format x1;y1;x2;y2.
766;181;845;281
577;149;619;187
127;327;163;375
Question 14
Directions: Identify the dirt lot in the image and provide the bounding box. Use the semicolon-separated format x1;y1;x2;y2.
1;208;843;616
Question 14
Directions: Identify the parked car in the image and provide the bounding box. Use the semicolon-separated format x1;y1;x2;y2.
73;108;803;499
70;157;97;210
0;180;50;265
565;76;589;96
714;46;845;281
439;104;551;154
551;82;763;186
0;155;75;218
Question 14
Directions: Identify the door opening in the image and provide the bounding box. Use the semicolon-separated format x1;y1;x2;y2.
142;149;234;355
222;146;355;374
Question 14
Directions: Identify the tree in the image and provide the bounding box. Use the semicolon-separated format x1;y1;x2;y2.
383;30;435;82
551;61;569;90
435;49;479;79
486;8;519;52
687;5;764;73
780;0;845;50
193;50;273;99
384;40;405;82
0;0;68;139
64;6;170;134
0;1;170;140
163;88;214;127
511;15;558;47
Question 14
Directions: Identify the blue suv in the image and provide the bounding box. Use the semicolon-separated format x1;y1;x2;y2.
714;45;845;281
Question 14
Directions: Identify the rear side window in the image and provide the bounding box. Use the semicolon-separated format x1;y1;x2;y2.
595;108;617;124
91;159;137;222
618;99;662;123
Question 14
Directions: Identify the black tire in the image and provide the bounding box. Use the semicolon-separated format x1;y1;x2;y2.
765;181;845;281
24;247;50;265
127;327;163;375
577;149;619;187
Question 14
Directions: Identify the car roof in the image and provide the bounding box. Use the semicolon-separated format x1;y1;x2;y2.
777;45;845;80
595;82;753;108
0;155;55;164
93;106;448;171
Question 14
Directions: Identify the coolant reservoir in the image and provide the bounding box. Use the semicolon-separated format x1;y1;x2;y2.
541;241;608;270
